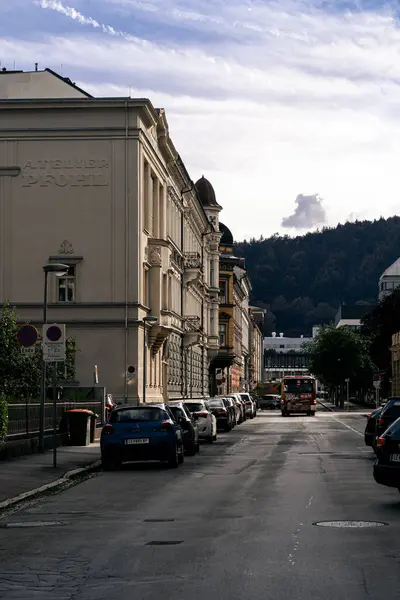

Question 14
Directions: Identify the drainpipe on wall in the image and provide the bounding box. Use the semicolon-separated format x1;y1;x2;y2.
124;101;129;403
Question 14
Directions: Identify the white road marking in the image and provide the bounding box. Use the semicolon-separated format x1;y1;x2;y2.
333;418;364;437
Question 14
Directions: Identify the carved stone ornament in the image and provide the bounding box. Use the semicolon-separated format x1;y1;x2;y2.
58;240;74;254
149;246;162;266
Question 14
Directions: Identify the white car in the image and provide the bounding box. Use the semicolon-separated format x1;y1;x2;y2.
185;400;217;443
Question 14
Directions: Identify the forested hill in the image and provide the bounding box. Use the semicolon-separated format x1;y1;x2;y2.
235;217;400;337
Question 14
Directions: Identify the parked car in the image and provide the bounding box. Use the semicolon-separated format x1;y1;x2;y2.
100;404;184;470
364;407;383;447
239;393;256;418
221;396;237;427
373;416;400;493
167;401;199;455
208;397;234;431
259;394;281;410
373;397;400;453
229;394;246;423
185;400;217;443
227;396;241;425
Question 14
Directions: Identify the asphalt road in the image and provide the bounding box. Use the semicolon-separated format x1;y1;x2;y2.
1;409;399;600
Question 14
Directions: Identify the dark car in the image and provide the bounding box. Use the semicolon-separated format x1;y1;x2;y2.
208;398;233;431
373;416;400;493
364;407;383;447
101;404;184;470
168;401;200;455
259;394;281;410
220;396;237;427
373;397;400;452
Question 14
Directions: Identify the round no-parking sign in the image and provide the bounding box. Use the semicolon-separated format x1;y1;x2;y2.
17;324;38;348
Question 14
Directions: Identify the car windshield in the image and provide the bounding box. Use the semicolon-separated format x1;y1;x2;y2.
110;408;166;423
284;380;314;394
208;399;224;407
169;406;185;420
186;402;205;412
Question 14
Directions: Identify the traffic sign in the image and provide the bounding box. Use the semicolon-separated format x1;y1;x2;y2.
42;324;66;362
21;346;36;356
17;324;38;348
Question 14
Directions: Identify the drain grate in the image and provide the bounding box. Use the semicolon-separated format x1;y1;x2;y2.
3;521;68;528
143;519;175;523
146;541;183;546
314;520;388;528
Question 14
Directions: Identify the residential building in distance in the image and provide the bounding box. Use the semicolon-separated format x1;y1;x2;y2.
203;215;261;395
263;333;311;379
0;67;221;403
334;304;375;330
379;257;400;300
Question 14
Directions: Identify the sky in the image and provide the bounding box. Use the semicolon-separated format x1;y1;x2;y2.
1;0;400;241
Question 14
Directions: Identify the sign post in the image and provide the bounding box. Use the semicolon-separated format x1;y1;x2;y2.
373;379;381;408
42;324;66;468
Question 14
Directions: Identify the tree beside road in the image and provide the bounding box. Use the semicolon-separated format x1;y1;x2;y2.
305;325;374;407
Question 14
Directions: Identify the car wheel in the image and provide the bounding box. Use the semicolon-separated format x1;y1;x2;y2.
178;445;184;464
281;411;286;417
196;441;200;452
225;422;231;432
208;432;214;443
213;432;217;442
187;441;196;456
101;456;114;471
167;445;180;468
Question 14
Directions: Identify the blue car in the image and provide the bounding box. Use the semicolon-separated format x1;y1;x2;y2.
101;404;184;470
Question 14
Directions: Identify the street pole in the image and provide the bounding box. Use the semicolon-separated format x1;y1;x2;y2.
143;322;147;404
39;271;49;453
52;363;58;468
346;378;350;411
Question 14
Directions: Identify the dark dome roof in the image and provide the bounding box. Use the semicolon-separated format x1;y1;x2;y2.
219;222;234;245
195;176;217;206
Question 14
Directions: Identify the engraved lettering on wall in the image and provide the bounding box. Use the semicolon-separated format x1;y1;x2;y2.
20;159;109;188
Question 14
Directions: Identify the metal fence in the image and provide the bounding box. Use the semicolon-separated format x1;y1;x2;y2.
6;387;106;439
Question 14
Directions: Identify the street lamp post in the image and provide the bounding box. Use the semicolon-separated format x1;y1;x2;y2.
142;316;158;404
39;263;69;453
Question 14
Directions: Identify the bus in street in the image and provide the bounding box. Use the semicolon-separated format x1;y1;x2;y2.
281;375;317;416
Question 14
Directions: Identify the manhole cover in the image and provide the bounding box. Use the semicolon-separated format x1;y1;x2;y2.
143;519;175;523
3;521;68;528
314;520;388;528
146;541;183;545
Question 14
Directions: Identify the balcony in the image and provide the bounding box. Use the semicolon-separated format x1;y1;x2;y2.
207;334;219;360
183;315;203;348
183;252;202;287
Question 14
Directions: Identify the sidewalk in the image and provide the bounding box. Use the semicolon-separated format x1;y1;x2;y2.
0;442;100;505
318;398;372;413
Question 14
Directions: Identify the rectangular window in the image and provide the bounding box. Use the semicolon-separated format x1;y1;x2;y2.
58;266;76;302
143;160;150;231
162;273;168;310
144;268;149;307
219;323;227;346
219;280;227;303
210;260;215;288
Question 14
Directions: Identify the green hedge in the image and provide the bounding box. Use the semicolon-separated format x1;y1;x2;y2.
0;393;8;440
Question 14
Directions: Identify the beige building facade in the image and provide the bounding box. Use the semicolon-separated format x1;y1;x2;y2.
0;69;221;402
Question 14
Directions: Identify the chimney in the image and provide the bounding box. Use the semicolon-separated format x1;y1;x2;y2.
35;63;38;72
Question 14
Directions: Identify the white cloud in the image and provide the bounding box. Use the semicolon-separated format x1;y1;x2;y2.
2;0;400;238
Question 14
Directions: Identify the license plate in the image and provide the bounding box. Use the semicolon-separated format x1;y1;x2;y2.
390;454;400;462
125;438;149;445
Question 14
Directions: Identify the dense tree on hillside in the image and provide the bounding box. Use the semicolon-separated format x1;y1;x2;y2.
235;217;400;336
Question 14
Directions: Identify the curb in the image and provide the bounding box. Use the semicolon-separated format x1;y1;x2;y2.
317;400;335;412
0;459;102;512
